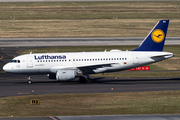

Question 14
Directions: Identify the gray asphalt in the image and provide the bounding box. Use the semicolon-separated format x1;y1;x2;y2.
1;73;180;97
2;114;180;120
0;37;180;46
56;114;180;120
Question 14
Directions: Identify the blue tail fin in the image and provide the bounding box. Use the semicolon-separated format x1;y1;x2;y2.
133;20;169;51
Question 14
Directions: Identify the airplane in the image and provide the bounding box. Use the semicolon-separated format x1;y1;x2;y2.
3;20;174;84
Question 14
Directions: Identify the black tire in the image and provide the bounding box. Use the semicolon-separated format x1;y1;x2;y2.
86;78;92;84
79;77;86;83
28;80;32;84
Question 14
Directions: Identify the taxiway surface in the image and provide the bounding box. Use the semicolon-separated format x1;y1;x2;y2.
0;37;180;46
1;73;180;97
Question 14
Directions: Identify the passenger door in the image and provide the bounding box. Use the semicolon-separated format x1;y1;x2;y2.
27;56;33;68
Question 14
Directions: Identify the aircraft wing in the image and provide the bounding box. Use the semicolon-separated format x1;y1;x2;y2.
50;62;117;73
76;62;116;69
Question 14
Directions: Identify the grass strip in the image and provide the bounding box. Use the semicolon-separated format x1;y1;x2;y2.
1;91;180;117
0;1;180;38
1;1;180;20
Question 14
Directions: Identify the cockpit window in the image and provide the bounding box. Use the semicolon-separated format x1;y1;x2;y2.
10;60;20;63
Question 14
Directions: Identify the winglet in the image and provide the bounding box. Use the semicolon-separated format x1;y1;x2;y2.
133;20;169;51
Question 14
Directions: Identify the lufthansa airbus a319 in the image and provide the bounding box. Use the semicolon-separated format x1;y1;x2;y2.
3;20;174;84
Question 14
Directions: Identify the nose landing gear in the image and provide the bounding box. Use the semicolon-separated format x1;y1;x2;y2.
27;76;32;84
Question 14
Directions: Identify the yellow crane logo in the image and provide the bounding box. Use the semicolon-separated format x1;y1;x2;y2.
151;29;165;43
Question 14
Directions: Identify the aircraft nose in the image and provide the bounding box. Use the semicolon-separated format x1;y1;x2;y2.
3;64;10;72
3;64;7;71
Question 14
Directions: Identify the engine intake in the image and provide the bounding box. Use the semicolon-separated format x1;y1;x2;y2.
56;70;75;81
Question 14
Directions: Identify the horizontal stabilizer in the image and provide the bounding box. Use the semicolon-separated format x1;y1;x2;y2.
150;53;174;58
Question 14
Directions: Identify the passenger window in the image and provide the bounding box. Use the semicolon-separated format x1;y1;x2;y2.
122;58;124;60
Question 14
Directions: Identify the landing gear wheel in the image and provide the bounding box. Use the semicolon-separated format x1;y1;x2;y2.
28;80;32;84
79;77;86;83
79;77;92;84
86;78;92;84
28;76;32;84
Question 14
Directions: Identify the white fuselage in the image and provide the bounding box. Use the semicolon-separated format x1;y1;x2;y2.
3;50;173;75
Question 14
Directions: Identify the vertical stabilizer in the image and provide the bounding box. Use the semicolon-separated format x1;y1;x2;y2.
133;20;169;51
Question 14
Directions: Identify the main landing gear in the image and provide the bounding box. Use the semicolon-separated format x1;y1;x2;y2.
79;76;92;84
27;76;32;84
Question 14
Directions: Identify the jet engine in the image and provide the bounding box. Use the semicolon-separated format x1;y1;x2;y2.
56;70;75;81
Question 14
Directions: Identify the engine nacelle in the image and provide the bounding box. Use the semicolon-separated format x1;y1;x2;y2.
56;70;75;81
